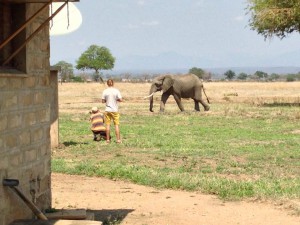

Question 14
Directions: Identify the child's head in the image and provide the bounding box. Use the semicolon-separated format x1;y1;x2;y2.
91;106;99;114
107;79;114;87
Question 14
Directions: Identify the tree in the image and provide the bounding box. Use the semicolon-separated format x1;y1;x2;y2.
254;70;268;80
92;73;101;82
72;76;84;83
53;60;74;82
237;72;248;80
224;70;236;80
76;45;115;83
286;74;295;82
189;67;205;79
247;0;300;38
269;73;280;81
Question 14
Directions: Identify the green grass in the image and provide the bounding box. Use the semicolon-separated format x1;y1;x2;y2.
52;103;300;201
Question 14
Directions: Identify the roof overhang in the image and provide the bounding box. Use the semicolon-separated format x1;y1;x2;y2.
0;0;79;3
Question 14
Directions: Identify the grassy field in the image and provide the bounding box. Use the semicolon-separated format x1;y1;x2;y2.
52;81;300;206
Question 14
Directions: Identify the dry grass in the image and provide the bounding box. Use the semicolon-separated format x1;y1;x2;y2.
58;81;300;115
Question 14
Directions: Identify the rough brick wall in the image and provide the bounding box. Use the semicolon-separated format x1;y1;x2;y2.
0;4;52;225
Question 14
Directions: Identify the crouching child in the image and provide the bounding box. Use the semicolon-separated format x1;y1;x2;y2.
89;107;106;141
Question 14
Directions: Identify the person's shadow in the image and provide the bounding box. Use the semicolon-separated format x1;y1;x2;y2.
62;141;89;146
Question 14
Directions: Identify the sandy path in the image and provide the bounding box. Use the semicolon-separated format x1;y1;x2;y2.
51;173;299;225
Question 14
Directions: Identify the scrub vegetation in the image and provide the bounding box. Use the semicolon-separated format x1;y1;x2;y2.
52;81;300;204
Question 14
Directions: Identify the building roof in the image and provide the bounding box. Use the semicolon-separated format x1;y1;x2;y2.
0;0;79;3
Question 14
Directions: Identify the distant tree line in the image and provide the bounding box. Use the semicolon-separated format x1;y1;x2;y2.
52;59;300;83
222;69;300;82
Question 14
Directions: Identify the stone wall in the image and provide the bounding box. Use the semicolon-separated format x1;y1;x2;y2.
0;3;52;225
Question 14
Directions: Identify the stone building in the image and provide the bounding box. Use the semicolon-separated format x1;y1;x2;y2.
0;1;78;224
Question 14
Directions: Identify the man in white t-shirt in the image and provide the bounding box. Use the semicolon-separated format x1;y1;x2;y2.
102;79;122;143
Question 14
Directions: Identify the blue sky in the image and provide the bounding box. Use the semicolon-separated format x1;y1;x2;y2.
50;0;300;71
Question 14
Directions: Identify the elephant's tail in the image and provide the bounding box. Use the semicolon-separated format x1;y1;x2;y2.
203;86;210;104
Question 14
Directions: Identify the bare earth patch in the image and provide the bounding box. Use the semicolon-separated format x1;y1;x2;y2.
52;173;300;225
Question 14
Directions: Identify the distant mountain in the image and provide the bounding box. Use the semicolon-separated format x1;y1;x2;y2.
113;51;300;76
263;50;300;67
114;52;217;71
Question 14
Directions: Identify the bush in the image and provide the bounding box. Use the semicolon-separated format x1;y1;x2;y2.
72;76;84;83
286;75;296;82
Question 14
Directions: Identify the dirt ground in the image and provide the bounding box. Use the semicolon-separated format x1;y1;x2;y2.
51;173;300;225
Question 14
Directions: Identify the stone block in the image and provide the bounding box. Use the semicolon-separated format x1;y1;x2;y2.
25;149;37;163
9;152;22;167
24;76;36;88
38;175;50;194
34;92;44;105
8;78;22;89
19;131;31;146
40;145;48;157
5;134;18;149
0;115;8;131
31;56;44;70
0;156;8;170
36;108;49;123
0;78;8;88
31;128;43;143
39;75;50;87
5;93;18;110
24;112;36;126
19;92;34;107
0;137;3;149
8;114;21;129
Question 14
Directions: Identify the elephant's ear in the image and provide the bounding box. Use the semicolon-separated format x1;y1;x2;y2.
162;75;174;92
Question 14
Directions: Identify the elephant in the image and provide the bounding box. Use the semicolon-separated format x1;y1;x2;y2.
146;73;210;112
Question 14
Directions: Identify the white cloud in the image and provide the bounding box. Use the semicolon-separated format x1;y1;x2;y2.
127;23;139;29
141;21;159;26
137;0;145;6
195;0;205;7
125;20;159;29
234;15;244;22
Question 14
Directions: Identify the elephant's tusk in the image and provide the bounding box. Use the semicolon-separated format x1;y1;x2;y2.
143;92;155;99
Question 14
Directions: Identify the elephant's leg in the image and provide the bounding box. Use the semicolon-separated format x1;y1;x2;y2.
195;87;210;111
194;99;200;111
160;93;170;112
173;95;185;111
199;99;210;111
